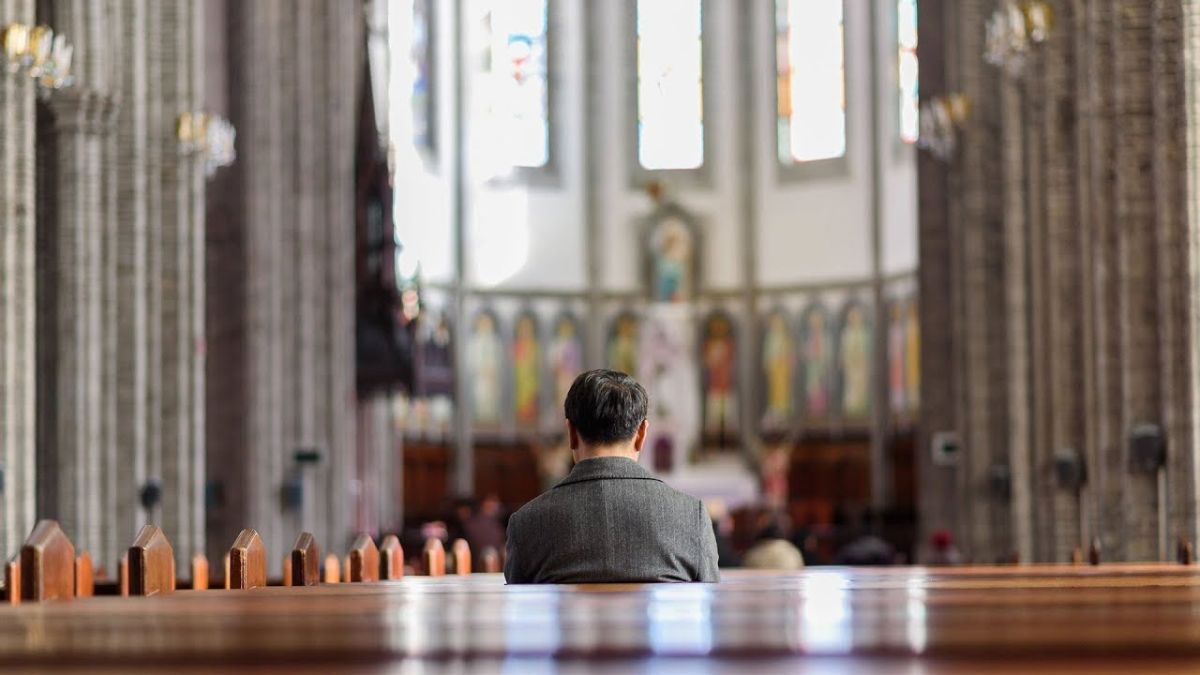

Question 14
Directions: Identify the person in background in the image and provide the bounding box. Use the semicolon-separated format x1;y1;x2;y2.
927;529;963;565
707;500;741;568
742;515;805;571
463;494;507;560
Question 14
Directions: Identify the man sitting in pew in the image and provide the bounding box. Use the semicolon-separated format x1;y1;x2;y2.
505;369;720;584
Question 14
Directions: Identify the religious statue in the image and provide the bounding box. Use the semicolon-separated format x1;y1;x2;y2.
702;314;737;436
905;301;921;411
840;304;872;419
608;314;640;375
512;314;540;425
761;311;796;427
547;315;583;414
801;306;831;419
760;444;791;511
649;216;695;303
468;312;503;424
888;302;907;415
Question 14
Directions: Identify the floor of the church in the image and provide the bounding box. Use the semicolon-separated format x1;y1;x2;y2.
5;567;1200;672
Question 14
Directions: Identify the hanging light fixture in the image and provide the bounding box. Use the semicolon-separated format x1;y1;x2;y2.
0;22;74;91
176;112;237;177
985;1;1054;78
918;94;971;162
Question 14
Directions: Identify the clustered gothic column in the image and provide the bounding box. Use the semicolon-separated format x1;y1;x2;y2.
0;0;38;561
29;0;207;571
206;0;360;561
919;0;1200;563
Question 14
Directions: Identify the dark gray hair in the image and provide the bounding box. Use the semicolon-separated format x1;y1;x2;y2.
563;369;648;445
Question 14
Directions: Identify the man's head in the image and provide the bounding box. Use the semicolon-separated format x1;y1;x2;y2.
563;369;649;461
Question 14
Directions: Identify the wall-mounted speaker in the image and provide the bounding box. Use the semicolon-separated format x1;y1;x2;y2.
1053;448;1086;490
1130;424;1166;474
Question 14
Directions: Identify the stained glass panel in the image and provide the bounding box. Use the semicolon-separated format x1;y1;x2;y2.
637;0;704;171
776;0;846;165
481;0;550;169
898;0;919;145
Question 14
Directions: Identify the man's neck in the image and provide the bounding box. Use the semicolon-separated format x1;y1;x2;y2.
574;445;638;462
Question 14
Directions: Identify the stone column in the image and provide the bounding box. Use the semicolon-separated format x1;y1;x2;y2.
1114;0;1163;562
0;0;38;562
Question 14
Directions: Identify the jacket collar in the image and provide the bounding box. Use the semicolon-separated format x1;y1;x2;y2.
554;456;662;489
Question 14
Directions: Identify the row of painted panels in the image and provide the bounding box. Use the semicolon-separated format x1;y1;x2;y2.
403;296;920;436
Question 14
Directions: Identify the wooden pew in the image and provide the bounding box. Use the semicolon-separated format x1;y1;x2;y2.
322;554;340;584
5;556;19;605
20;519;75;601
452;539;471;576
229;529;267;590
379;535;404;580
191;554;209;591
481;546;501;574
128;524;176;597
348;534;380;583
290;532;320;587
424;538;446;577
74;551;94;598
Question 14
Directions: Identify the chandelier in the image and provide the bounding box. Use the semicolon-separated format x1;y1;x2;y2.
1;22;74;92
176;112;237;177
918;94;971;162
985;1;1053;77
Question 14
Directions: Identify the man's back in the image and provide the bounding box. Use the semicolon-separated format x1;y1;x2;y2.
504;456;720;584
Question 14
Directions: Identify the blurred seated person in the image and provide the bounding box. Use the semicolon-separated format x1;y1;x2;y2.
742;518;805;571
463;494;507;557
927;528;963;565
834;534;898;566
505;370;719;584
707;500;741;568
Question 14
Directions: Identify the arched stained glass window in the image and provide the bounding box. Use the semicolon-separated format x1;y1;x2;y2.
898;0;919;145
478;0;551;170
775;0;846;166
636;0;705;172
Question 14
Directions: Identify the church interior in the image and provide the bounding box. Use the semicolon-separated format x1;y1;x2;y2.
3;0;1200;671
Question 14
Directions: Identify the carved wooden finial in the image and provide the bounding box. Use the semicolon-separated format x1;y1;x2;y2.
1071;548;1084;565
191;554;209;591
323;554;341;584
349;534;380;583
74;552;94;598
481;546;501;574
342;555;351;583
129;524;176;597
20;520;76;601
452;539;471;576
424;539;446;577
222;552;231;589
229;529;267;590
290;532;320;587
5;556;20;605
1088;537;1102;566
282;554;292;586
379;535;404;580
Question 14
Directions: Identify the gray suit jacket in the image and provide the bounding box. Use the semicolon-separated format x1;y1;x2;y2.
504;456;720;584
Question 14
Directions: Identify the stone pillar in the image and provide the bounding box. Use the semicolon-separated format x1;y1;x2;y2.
1114;0;1162;562
0;0;38;561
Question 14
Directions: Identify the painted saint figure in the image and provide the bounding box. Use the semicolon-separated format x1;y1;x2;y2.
888;302;907;415
650;217;694;303
469;313;503;424
840;304;872;419
547;316;583;413
761;311;796;427
801;307;832;419
608;314;640;375
905;301;920;411
702;315;737;435
513;314;540;425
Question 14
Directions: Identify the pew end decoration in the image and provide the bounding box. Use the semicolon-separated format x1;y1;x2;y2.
74;551;94;598
291;532;321;587
349;534;380;583
191;554;210;591
119;553;130;596
229;529;267;590
20;519;76;601
129;525;176;597
481;547;501;574
323;554;341;584
379;535;404;581
424;539;446;577
452;539;471;576
5;556;20;605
